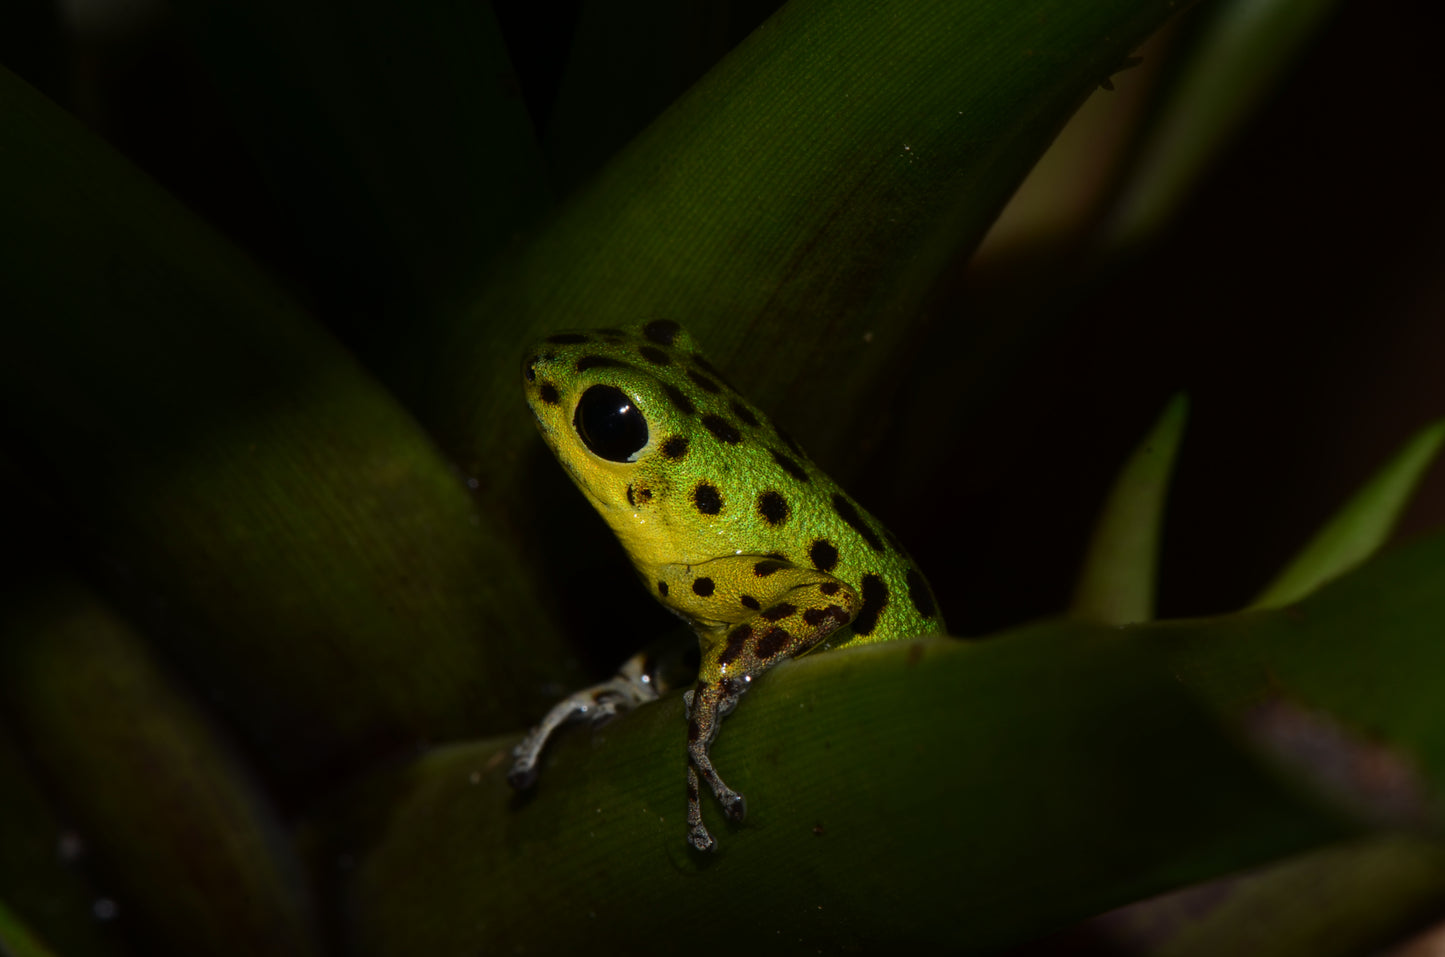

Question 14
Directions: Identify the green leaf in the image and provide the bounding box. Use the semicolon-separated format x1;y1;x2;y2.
0;65;576;782
5;0;1394;951
329;530;1445;954
431;0;1197;484
1251;419;1445;609
0;584;322;957
1071;393;1189;623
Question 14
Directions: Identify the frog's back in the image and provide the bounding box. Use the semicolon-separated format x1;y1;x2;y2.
521;319;944;647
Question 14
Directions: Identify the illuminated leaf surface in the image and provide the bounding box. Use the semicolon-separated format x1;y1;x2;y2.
333;532;1445;953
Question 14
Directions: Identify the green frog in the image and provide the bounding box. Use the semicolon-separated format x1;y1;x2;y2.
510;320;945;850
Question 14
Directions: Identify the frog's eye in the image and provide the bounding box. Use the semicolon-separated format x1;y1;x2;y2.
575;385;649;462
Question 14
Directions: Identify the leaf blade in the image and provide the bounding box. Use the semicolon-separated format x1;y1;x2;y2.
433;0;1201;481
1251;420;1445;609
1071;393;1190;623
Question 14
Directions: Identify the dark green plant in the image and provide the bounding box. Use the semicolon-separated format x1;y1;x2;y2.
2;0;1442;954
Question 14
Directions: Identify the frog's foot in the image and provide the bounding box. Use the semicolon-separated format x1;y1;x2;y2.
508;654;659;790
685;766;747;851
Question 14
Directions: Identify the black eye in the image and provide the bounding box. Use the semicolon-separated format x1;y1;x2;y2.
574;385;649;462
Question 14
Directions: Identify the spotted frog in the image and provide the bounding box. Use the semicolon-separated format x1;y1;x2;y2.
510;320;945;850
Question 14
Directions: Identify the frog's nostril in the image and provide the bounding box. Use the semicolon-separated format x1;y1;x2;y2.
525;356;539;382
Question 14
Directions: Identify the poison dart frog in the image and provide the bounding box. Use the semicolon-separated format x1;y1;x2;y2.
510;320;945;851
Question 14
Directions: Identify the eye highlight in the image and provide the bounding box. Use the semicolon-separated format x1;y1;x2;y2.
574;385;649;462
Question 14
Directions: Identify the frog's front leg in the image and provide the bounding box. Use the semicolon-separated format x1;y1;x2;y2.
508;653;660;789
663;557;861;851
683;677;747;848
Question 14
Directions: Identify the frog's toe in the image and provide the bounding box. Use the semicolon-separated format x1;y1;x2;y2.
720;790;747;822
507;738;544;790
688;824;717;852
506;762;538;790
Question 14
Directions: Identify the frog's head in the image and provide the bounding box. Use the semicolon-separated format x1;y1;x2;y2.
521;320;773;564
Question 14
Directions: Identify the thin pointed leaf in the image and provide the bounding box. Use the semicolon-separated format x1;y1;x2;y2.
1251;420;1445;609
1071;393;1189;623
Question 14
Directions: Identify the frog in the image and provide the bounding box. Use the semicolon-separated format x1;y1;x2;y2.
510;319;945;851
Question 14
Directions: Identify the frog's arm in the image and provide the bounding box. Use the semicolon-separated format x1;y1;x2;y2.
671;554;861;851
